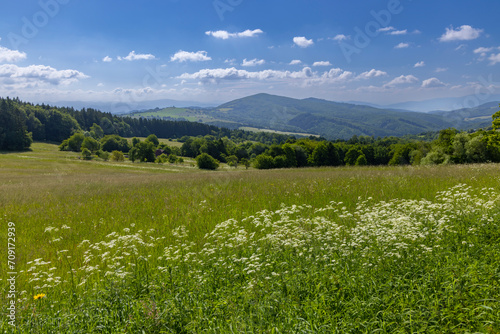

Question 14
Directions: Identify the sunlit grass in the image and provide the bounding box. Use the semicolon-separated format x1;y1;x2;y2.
1;142;500;332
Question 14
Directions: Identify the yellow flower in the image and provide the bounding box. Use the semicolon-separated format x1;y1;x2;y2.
33;293;46;300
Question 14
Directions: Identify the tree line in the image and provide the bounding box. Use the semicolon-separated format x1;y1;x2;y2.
0;97;295;151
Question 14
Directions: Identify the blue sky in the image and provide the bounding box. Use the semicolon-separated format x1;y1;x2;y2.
0;0;499;109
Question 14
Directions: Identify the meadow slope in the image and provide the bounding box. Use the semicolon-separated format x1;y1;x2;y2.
1;143;499;333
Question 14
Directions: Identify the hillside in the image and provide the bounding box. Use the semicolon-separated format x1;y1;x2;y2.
212;94;449;139
128;94;500;140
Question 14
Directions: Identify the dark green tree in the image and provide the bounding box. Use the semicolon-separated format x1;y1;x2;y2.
196;153;219;170
0;99;32;151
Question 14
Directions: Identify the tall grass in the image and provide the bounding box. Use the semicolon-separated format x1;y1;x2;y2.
1;143;500;333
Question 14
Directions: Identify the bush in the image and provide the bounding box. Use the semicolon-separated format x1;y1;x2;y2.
253;155;275;169
81;148;92;160
110;150;125;162
196;153;219;170
97;150;110;161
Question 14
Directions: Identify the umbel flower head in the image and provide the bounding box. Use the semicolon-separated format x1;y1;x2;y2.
33;293;46;300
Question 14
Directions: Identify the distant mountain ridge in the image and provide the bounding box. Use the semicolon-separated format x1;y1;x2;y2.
128;93;499;140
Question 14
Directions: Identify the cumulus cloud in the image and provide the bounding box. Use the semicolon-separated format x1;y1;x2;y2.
0;64;88;87
422;77;446;88
414;61;425;68
177;66;354;86
289;59;302;65
293;36;314;48
102;56;112;62
0;45;27;63
118;51;156;61
357;69;388;80
313;61;332;67
439;25;483;42
242;58;266;67
171;50;211;62
205;29;263;39
395;42;410;49
489;53;500;65
384;75;419;88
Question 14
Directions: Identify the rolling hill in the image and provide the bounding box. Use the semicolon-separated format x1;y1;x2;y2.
128;94;499;140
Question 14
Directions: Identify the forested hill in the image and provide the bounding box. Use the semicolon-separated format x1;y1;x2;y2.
0;97;293;151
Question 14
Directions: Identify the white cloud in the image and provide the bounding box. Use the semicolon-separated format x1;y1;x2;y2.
242;58;266;67
293;36;314;48
102;56;112;62
178;66;354;86
332;34;349;42
357;69;387;80
0;46;27;63
313;61;332;67
414;61;425;68
170;50;211;62
289;59;302;65
0;64;88;87
205;29;263;40
384;75;419;88
474;47;494;54
422;78;446;88
439;25;483;42
378;26;395;32
489;53;500;65
118;51;156;61
389;29;408;35
435;67;448;73
395;42;410;49
97;83;104;87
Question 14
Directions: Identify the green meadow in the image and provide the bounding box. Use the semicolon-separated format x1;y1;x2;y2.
1;142;500;333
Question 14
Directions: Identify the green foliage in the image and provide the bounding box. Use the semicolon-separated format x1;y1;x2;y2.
59;132;85;152
0;99;32;151
110;150;125;162
97;150;110;161
240;158;250;169
81;136;100;153
196;153;219;170
155;153;169;163
492;106;500;130
145;134;159;147
226;155;239;168
89;123;104;139
421;148;450;165
355;154;368;166
81;148;92;160
344;146;363;166
130;141;156;163
253;154;275;169
101;134;130;153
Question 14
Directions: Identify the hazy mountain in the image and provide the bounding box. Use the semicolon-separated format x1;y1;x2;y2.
212;93;452;139
428;101;499;129
50;99;218;114
128;93;499;140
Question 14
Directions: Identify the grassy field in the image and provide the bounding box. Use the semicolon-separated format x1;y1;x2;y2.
1;142;500;333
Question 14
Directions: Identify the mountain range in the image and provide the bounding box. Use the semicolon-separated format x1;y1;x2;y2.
126;93;499;140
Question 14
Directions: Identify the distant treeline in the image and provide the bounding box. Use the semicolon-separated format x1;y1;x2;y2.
0;97;296;151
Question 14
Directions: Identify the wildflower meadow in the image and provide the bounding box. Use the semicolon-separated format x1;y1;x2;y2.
1;143;500;333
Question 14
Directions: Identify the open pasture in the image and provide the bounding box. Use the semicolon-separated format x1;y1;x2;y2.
1;143;500;333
